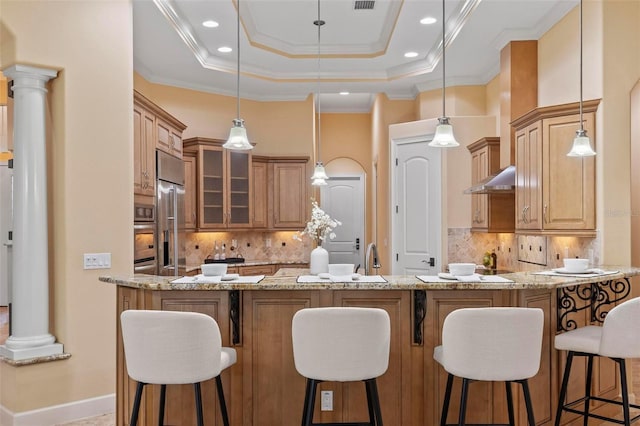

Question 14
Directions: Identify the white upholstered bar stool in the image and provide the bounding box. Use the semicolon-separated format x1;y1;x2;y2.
554;296;640;426
292;307;391;426
434;307;544;426
120;310;237;426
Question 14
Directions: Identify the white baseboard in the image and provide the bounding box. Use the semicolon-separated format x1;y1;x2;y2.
0;393;115;426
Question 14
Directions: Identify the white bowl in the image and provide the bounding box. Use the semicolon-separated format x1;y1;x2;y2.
328;263;355;276
448;263;476;276
563;258;589;273
201;263;228;276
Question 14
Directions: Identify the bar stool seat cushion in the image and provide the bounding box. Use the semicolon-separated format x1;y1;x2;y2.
554;325;601;354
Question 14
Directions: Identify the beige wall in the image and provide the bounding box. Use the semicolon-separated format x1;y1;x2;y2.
133;74;314;158
417;85;487;120
485;75;500;137
0;0;132;414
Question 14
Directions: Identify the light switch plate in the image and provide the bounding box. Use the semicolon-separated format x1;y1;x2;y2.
83;253;111;270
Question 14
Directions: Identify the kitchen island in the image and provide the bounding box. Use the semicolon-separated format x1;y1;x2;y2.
101;267;640;426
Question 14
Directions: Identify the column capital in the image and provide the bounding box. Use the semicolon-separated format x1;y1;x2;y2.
3;64;58;82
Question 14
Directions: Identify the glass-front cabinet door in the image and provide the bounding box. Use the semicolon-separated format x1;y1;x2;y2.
227;150;251;227
201;145;225;228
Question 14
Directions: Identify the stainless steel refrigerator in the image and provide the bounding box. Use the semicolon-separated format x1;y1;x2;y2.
156;150;185;276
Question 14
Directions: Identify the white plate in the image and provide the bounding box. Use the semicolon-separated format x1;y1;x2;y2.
221;273;240;281
552;268;594;274
437;272;458;280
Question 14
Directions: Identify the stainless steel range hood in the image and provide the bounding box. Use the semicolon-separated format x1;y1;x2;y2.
464;165;515;194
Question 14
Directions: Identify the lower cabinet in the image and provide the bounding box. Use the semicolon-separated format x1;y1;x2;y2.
116;286;623;426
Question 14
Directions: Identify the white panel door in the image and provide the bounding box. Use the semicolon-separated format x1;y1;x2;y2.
321;175;365;268
392;139;441;275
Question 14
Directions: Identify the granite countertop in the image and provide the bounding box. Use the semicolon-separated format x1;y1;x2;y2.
99;266;640;291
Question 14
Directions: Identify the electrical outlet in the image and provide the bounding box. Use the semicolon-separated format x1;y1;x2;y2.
83;253;111;270
320;390;333;411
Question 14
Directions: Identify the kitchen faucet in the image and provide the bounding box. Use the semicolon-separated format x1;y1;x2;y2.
365;243;381;275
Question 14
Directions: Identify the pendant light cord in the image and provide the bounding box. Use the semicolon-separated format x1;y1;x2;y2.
441;0;446;118
315;0;324;162
236;0;241;119
578;0;583;131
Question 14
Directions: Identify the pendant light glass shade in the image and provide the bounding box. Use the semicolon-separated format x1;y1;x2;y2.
311;161;328;186
428;0;458;149
429;117;459;148
567;129;596;157
567;0;595;157
224;0;253;151
223;119;252;150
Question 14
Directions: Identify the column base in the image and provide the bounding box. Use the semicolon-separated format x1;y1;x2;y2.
0;342;63;361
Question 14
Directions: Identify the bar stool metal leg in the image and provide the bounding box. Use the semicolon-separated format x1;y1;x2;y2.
619;359;631;426
194;383;204;426
367;378;383;426
216;375;231;426
505;381;515;426
158;384;166;426
440;373;454;426
519;379;536;426
302;378;319;426
555;351;574;426
458;378;470;426
365;379;376;424
583;354;593;426
130;382;145;426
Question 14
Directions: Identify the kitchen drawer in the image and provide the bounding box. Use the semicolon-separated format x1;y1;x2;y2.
239;265;276;276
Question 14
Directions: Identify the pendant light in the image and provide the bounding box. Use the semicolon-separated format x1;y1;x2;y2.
429;0;459;148
567;0;595;157
310;0;328;186
223;0;253;150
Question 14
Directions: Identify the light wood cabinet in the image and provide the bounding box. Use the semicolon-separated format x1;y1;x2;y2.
133;91;186;196
513;100;598;235
251;156;309;230
184;138;252;229
156;117;183;158
467;137;515;232
133;102;155;196
238;264;276;276
270;158;308;229
183;152;197;230
251;156;269;229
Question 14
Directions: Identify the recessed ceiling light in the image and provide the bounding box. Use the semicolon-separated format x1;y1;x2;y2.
339;92;349;96
420;17;437;25
202;20;219;28
218;47;232;53
404;52;419;58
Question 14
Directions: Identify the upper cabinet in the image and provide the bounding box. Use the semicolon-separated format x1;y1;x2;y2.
467;137;515;233
156;118;184;158
133;90;186;196
270;158;309;229
183;151;197;230
133;102;155;196
512;100;598;236
251;156;269;229
183;137;252;229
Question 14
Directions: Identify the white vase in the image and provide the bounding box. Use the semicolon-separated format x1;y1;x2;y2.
309;246;329;275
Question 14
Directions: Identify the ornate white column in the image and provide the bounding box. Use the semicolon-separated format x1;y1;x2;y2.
0;64;63;361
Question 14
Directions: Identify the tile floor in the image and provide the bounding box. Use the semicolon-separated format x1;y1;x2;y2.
57;413;115;426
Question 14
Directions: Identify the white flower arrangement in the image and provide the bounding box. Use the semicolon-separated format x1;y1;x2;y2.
293;199;341;245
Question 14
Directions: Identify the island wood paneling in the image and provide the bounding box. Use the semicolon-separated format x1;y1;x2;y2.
116;286;625;426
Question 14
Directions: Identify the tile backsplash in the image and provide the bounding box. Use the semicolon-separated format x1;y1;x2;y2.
185;230;312;266
447;228;601;272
